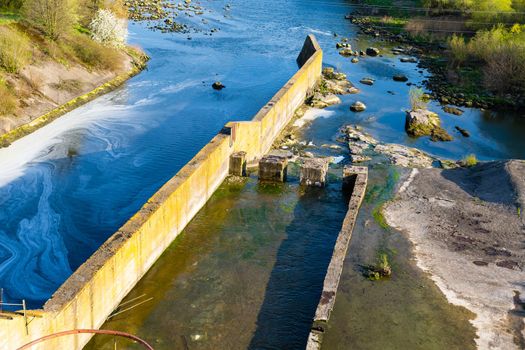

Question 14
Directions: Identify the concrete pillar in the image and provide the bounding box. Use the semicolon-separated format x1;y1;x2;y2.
259;155;288;182
343;165;368;193
229;151;247;176
300;158;329;187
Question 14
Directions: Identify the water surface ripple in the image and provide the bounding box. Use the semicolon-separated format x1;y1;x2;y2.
0;0;523;308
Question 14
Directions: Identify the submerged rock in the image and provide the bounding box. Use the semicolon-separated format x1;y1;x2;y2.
350;101;366;112
455;126;470;137
443;105;464;116
393;74;409;82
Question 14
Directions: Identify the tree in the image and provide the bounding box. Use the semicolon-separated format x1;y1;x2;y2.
89;9;127;47
22;0;77;40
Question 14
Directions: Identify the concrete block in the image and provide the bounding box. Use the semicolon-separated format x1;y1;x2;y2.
259;155;288;182
300;158;329;187
229;151;247;176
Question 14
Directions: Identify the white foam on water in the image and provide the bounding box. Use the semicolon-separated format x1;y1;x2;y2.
293;108;335;128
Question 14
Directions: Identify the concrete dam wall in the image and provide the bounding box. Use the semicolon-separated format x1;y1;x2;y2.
0;35;322;350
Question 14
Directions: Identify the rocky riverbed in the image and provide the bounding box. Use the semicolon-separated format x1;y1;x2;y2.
384;160;525;350
345;14;525;110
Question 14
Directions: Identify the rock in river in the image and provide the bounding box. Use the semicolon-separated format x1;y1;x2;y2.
406;109;453;142
212;81;225;90
359;77;374;86
350;101;366;112
393;74;408;82
366;47;380;56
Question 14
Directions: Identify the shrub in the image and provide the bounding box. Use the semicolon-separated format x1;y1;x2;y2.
448;34;468;66
483;42;525;93
0;26;31;73
70;33;123;70
89;9;127;47
462;154;478;167
409;87;428;110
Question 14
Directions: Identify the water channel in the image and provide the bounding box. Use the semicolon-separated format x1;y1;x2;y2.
0;0;524;348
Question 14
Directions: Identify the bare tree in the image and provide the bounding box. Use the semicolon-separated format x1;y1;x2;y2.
22;0;77;40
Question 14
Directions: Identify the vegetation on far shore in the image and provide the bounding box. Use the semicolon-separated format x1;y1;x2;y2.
351;0;525;109
0;0;136;118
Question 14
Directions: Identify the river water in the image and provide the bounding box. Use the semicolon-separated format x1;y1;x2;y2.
0;0;523;343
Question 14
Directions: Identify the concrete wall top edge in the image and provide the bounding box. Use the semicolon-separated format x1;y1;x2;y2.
40;34;323;316
43;133;231;312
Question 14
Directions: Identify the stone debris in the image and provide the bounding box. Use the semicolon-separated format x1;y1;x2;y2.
374;143;433;168
350;154;371;163
343;125;434;168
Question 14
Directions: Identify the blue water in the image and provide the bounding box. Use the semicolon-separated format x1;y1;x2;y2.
0;0;523;308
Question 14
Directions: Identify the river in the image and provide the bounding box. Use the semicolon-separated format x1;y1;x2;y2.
0;0;523;341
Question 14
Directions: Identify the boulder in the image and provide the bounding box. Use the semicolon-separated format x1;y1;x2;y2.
366;47;380;56
405;109;452;142
350;101;366;112
359;77;374;86
339;48;353;57
351;58;359;63
310;92;342;108
400;57;417;63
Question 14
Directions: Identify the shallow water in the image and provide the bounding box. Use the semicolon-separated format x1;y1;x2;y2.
0;0;523;313
86;169;349;349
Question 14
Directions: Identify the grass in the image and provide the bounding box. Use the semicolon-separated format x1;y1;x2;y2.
0;78;16;115
462;154;478;167
0;25;32;73
0;11;20;25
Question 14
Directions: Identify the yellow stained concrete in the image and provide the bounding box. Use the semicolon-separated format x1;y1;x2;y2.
1;37;322;350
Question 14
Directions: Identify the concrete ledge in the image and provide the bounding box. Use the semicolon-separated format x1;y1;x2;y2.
306;166;368;350
0;35;324;350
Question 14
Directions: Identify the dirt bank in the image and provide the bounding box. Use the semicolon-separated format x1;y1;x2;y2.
0;47;147;147
384;160;525;349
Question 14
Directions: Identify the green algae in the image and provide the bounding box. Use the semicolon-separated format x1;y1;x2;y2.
321;164;477;350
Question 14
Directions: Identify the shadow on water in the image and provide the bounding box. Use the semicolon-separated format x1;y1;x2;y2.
248;180;348;349
86;169;348;350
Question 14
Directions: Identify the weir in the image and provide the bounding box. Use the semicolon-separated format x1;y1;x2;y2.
0;35;322;349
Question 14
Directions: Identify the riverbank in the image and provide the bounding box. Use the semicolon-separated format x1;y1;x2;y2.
345;2;525;111
0;46;148;147
384;161;525;349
